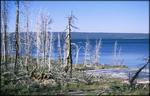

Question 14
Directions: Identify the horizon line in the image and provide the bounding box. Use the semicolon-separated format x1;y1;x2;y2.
6;31;149;34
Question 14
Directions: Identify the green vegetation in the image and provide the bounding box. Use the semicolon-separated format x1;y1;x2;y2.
1;58;149;95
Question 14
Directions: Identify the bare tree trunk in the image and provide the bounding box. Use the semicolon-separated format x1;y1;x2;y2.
117;47;123;65
1;34;5;62
14;0;20;74
24;2;29;72
84;38;90;66
84;42;87;66
113;41;117;65
64;14;77;78
58;33;62;65
94;39;101;65
71;43;78;67
66;20;73;78
1;1;8;70
75;44;79;67
43;22;47;65
4;1;8;70
0;1;3;61
41;13;51;66
63;42;66;65
48;31;53;72
35;14;40;66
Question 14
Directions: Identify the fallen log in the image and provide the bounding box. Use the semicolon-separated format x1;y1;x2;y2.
129;58;149;87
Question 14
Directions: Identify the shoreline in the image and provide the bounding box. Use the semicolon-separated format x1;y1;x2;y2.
86;68;149;81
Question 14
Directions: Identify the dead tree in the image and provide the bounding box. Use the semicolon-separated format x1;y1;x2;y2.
1;1;8;70
57;33;62;65
94;39;102;65
71;43;79;67
48;31;53;72
1;33;5;61
40;12;52;66
129;58;149;87
41;14;47;65
1;2;5;61
117;47;124;65
84;38;91;66
113;41;117;65
113;41;123;65
35;13;41;67
35;11;52;71
64;13;78;78
23;2;30;72
14;0;20;74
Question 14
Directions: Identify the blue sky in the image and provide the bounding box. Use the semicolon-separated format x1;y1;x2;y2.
8;1;149;33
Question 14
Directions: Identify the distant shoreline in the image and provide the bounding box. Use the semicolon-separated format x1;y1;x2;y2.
3;32;148;39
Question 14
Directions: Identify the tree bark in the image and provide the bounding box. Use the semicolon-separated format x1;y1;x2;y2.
58;33;62;65
129;58;149;87
64;16;73;78
14;0;19;74
24;2;29;72
1;1;8;70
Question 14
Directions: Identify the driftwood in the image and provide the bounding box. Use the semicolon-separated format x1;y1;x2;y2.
129;58;149;87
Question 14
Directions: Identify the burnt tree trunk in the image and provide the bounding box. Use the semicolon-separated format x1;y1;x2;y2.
64;16;73;78
14;0;19;74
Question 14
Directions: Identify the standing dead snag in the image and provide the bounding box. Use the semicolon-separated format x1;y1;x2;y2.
24;2;30;72
94;39;102;65
40;12;52;67
113;41;117;65
35;11;52;71
48;31;53;72
14;0;20;74
35;12;41;67
113;41;123;65
1;1;8;70
64;13;78;78
71;43;79;67
57;33;62;65
84;38;91;66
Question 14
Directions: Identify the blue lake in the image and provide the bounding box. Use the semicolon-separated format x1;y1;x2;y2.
15;32;148;68
70;39;149;68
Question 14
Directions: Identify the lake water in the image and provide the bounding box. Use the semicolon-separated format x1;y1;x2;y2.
36;38;148;68
70;39;149;68
16;33;148;68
